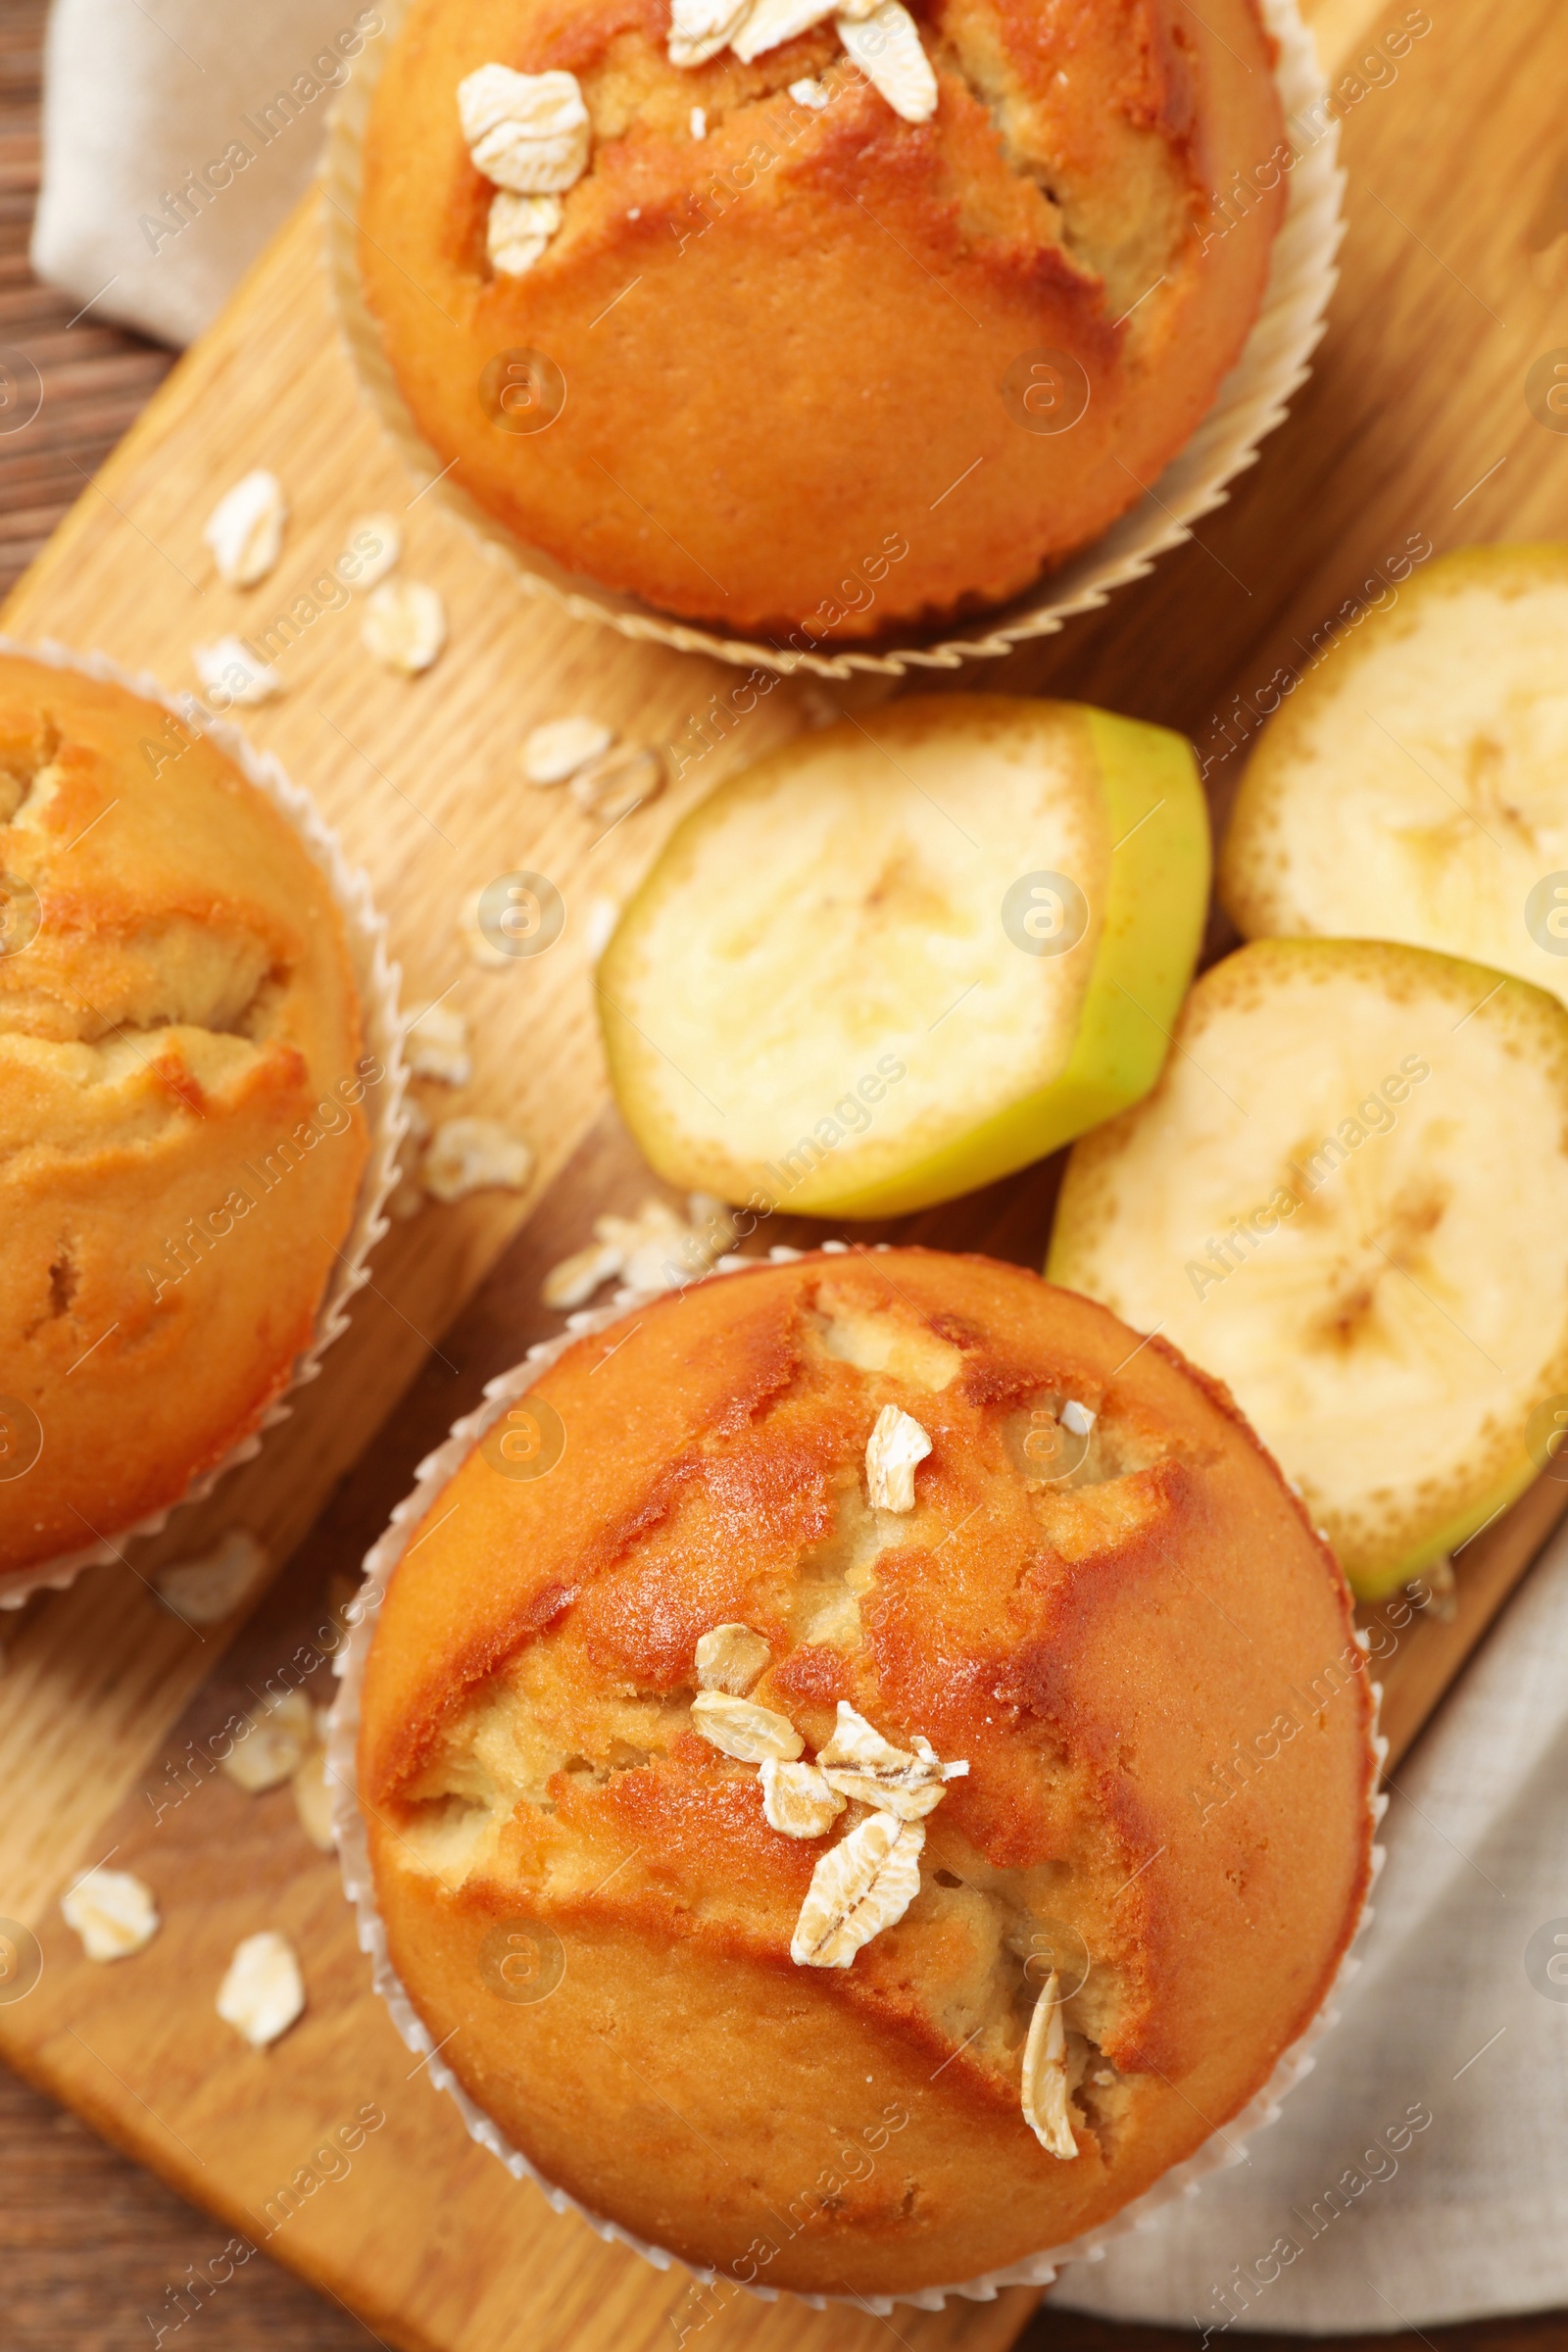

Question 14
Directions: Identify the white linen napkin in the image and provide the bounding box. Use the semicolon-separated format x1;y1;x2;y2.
1053;1517;1568;2334
30;0;386;347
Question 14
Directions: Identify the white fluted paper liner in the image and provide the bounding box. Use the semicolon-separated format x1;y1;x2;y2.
329;1243;1386;2314
326;0;1338;681
324;0;1340;681
0;636;408;1611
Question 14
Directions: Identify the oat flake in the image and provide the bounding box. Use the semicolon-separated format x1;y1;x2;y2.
791;1810;924;1967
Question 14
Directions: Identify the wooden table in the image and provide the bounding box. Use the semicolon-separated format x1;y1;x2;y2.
3;0;1568;2344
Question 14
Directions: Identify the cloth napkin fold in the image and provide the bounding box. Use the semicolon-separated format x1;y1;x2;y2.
31;0;384;348
28;3;1568;2332
1054;1519;1568;2334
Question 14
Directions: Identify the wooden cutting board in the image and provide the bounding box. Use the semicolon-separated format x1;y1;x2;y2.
4;0;1568;2341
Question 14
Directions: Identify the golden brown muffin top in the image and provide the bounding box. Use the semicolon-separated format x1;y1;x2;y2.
0;658;356;1107
359;0;1284;635
0;655;369;1576
365;1250;1374;2120
440;0;1218;318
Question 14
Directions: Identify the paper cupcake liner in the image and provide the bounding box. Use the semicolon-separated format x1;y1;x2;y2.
0;636;409;1610
329;1243;1387;2314
322;0;1341;682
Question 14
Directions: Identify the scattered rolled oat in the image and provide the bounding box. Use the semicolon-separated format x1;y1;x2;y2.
1021;1969;1077;2158
540;1236;624;1308
405;1000;471;1086
569;742;664;824
1415;1553;1459;1623
668;0;753;67
614;1197;705;1292
690;1690;804;1762
362;579;446;675
789;75;830;107
194;637;282;706
522;714;614;785
221;1690;316;1794
791;1810;924;1967
217;1930;306;2049
817;1700;967;1820
204;469;287;588
836;1;937;120
689;105;708;137
583;895;620;962
761;1757;846;1840
423;1115;534;1202
61;1867;160;1962
458;65;590;192
343;513;401;591
541;1194;737;1309
865;1403;931;1512
488;190;564;276
1061;1398;1096;1438
292;1745;336;1853
155;1530;269;1627
695;1622;771;1695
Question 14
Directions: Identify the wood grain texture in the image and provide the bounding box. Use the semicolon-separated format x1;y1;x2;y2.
4;0;1568;2341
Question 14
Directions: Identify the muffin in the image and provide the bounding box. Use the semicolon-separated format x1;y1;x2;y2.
358;0;1289;642
356;1249;1375;2297
0;656;375;1581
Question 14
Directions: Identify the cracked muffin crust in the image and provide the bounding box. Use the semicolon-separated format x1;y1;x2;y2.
360;1249;1375;2294
0;656;373;1578
358;0;1288;641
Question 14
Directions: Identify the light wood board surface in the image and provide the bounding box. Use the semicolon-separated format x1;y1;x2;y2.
3;0;1568;2341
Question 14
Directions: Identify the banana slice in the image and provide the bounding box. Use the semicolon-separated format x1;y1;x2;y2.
1047;938;1568;1598
597;697;1208;1219
1221;545;1568;1006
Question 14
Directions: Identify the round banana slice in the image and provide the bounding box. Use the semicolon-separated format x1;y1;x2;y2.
1221;544;1568;1006
597;696;1209;1218
1048;938;1568;1599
